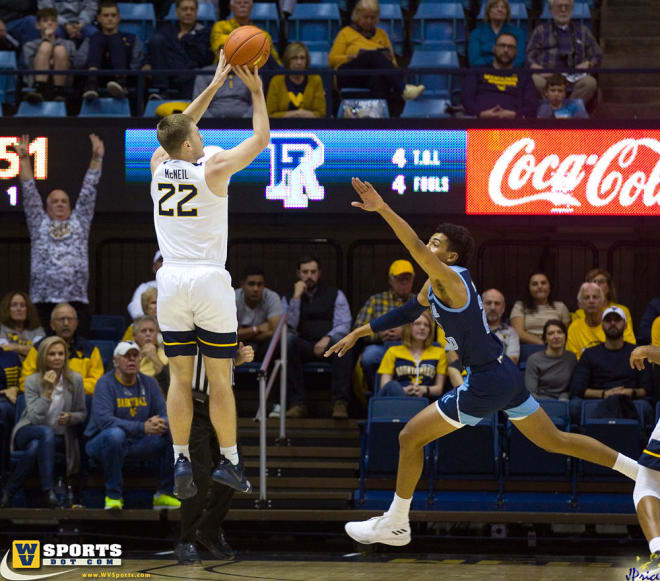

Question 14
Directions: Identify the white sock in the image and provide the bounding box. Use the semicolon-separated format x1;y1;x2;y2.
384;493;412;525
221;445;239;466
650;537;660;555
173;445;190;463
613;453;638;481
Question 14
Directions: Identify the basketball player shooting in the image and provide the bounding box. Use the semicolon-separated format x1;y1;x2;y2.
325;178;639;546
149;50;270;499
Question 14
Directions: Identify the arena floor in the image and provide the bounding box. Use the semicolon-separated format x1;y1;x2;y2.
2;551;645;581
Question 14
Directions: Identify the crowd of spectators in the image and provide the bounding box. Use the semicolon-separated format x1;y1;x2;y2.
0;0;604;117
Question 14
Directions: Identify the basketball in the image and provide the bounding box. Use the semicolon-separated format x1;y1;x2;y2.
224;25;271;69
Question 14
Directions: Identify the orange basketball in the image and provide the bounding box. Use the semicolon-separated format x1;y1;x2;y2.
224;25;271;69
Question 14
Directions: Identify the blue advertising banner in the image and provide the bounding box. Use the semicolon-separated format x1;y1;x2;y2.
126;129;467;213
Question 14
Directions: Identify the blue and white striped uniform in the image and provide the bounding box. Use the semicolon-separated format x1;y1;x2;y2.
428;266;539;427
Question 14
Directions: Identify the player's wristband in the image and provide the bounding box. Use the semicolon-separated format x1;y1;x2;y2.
370;298;426;333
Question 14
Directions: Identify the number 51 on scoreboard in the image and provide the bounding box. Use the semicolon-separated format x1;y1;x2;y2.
0;136;48;179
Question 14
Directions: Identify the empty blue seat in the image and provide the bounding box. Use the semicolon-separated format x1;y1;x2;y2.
358;396;429;501
165;2;217;23
91;339;117;370
16;100;67;117
408;50;459;98
412;3;466;52
433;413;499;479
79;98;131;116
117;2;156;44
378;3;404;55
401;98;450;118
289;3;340;50
91;314;126;342
506;399;571;479
579;400;643;479
251;2;280;42
0;51;17;105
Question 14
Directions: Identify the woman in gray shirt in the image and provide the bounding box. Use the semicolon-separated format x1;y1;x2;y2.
525;319;577;401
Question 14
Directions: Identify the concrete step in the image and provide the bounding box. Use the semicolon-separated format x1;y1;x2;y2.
592;102;660;119
599;73;660;88
603;54;660;69
603;37;660;53
602;19;660;38
601;86;660;104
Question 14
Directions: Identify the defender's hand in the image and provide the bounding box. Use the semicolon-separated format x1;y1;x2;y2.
630;346;650;370
351;178;386;212
324;331;358;358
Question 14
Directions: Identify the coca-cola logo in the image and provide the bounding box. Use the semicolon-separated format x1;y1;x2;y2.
466;131;660;215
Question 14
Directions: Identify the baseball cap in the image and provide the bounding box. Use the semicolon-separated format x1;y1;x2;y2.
113;341;140;357
389;259;414;277
153;250;162;264
601;305;626;322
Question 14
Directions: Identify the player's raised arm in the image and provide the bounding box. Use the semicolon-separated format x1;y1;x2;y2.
183;50;231;124
351;178;466;308
150;51;231;173
206;64;270;180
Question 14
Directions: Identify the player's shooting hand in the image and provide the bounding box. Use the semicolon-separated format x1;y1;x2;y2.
232;64;263;94
324;330;358;358
89;133;104;160
13;134;29;158
351;178;385;213
235;342;254;366
630;346;650;370
211;49;231;88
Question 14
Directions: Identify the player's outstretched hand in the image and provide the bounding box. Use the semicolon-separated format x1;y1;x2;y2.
351;178;385;212
324;330;359;358
232;64;263;94
89;133;104;159
211;49;232;88
630;346;650;370
13;134;29;158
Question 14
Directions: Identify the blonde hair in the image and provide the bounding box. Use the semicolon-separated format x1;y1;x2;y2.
36;336;73;386
283;42;310;68
351;0;380;25
484;0;511;22
141;287;158;315
401;310;434;350
156;113;195;155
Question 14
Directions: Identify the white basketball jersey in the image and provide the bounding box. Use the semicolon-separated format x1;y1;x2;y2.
151;147;228;266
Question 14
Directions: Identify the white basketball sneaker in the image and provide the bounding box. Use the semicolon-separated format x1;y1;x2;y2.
345;515;411;546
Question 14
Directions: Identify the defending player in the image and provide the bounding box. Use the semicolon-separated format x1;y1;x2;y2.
326;178;639;546
150;51;269;499
630;345;660;572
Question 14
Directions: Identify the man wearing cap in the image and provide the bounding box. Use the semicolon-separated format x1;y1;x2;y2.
569;306;652;422
84;341;180;510
127;250;163;320
354;259;417;391
567;283;636;359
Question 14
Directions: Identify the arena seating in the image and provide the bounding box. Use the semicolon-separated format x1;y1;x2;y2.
117;2;156;45
165;2;217;24
0;51;17;106
79;97;132;117
288;3;341;51
16;101;67;117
